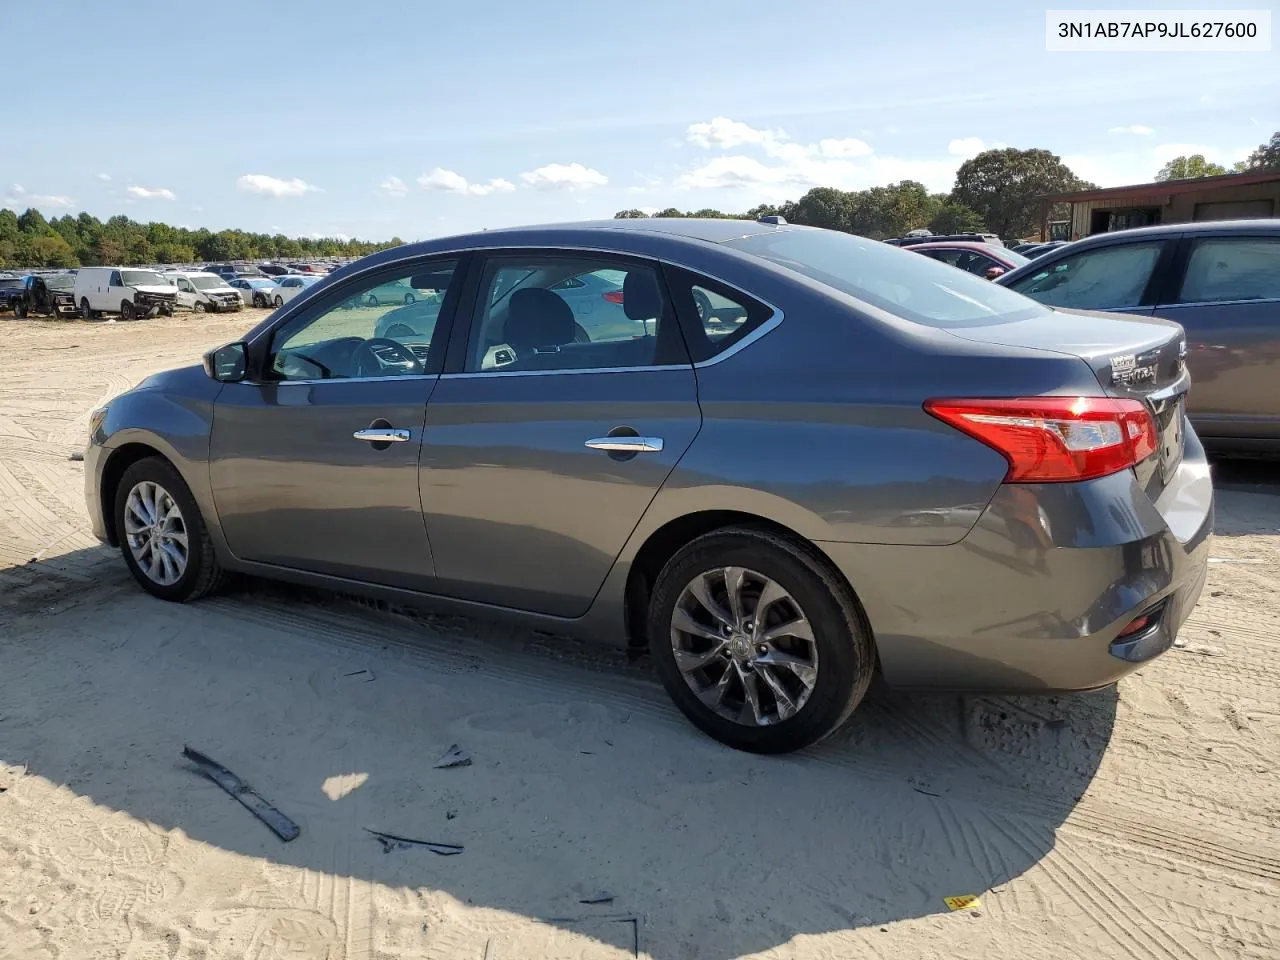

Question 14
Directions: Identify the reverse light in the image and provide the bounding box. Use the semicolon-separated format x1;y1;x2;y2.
924;396;1158;483
602;290;625;304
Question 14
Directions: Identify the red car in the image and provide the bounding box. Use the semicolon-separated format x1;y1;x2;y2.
906;241;1030;280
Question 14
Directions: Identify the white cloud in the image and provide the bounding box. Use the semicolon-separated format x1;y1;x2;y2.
1108;125;1154;135
4;183;74;208
97;173;112;182
1151;142;1248;165
308;231;352;242
675;153;959;199
417;168;516;196
378;176;409;197
236;174;321;197
947;137;987;158
127;185;176;200
1061;142;1251;187
520;162;608;191
686;116;786;150
818;138;873;159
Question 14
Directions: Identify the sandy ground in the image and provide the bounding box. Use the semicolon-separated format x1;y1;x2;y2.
1;311;1278;960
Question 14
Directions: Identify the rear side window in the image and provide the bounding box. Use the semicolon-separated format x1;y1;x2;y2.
1177;237;1280;304
728;229;1044;328
665;268;772;363
1008;242;1164;310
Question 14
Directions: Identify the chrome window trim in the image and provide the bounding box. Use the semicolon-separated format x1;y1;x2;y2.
440;363;691;380
248;242;785;356
270;373;435;385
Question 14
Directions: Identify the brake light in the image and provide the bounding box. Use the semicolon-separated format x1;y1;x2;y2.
924;396;1158;483
602;290;625;304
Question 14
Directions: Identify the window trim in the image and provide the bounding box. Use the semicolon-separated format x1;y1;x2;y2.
1162;233;1280;308
443;249;692;377
1007;238;1176;311
248;253;467;384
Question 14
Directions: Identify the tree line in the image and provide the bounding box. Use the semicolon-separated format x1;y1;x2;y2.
0;208;402;270
617;133;1280;239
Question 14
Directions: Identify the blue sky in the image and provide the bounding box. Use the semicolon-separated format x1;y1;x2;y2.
3;0;1276;240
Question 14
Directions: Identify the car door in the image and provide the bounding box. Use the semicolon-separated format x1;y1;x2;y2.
175;278;197;310
208;256;464;589
99;269;123;312
419;251;702;617
1147;232;1280;437
1003;238;1176;318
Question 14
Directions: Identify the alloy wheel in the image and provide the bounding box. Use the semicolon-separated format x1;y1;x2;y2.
670;566;819;726
123;480;189;586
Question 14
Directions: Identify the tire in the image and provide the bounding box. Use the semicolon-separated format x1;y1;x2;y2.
114;456;224;602
13;300;26;319
647;526;875;753
573;323;591;344
120;300;135;321
273;295;283;307
252;294;264;308
80;297;93;320
693;289;714;324
193;302;205;313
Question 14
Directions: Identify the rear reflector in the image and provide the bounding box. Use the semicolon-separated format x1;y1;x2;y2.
925;396;1158;483
603;290;625;304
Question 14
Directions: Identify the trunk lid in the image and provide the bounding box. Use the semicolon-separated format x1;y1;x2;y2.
946;307;1189;498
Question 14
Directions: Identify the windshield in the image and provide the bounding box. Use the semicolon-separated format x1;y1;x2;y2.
191;276;228;290
121;270;166;287
0;278;23;289
729;229;1047;328
45;275;74;291
250;279;276;288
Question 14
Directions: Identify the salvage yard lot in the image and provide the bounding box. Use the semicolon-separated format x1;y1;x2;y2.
1;313;1278;960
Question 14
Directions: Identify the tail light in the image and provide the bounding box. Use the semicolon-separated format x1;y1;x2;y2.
602;290;625;304
924;396;1158;483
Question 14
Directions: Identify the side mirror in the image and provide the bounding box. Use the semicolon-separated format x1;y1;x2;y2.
203;342;248;382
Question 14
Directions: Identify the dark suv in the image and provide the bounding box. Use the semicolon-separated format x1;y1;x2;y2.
996;219;1280;452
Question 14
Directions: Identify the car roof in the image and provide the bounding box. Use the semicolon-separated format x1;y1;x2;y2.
1068;218;1280;246
905;241;1006;253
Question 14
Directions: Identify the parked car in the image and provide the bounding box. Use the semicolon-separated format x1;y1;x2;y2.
1026;240;1070;259
258;263;290;276
996;219;1280;452
270;274;322;306
162;271;244;313
74;267;177;320
227;277;280;307
0;274;30;315
83;218;1211;753
906;241;1030;279
885;232;1004;248
27;273;78;317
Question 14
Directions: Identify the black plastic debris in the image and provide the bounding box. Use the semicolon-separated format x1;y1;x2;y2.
182;746;300;842
433;744;472;769
579;892;615;905
364;827;462;856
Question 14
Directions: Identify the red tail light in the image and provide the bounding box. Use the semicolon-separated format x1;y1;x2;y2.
602;290;625;304
924;396;1158;483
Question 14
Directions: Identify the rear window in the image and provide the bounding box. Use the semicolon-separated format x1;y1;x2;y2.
729;229;1048;328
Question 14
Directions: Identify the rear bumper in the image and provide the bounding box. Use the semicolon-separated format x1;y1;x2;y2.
819;428;1213;693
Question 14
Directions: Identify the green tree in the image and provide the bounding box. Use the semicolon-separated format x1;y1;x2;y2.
1243;130;1280;171
17;207;50;235
26;233;79;267
0;208;19;244
1155;154;1228;181
929;200;987;235
153;242;196;264
613;209;649;218
787;187;856;232
652;207;684;218
951;148;1091;240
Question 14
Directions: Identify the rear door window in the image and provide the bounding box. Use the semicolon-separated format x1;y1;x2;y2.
1007;242;1165;310
1176;237;1280;304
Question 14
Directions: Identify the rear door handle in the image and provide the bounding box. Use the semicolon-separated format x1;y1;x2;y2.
353;428;411;443
585;436;663;453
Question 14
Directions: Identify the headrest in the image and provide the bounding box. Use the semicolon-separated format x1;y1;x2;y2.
505;288;575;351
623;270;663;322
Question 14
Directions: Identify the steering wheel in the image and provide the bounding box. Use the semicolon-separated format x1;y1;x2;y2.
354;337;424;377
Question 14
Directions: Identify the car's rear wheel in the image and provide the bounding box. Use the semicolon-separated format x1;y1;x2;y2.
120;300;135;321
114;457;224;602
648;527;874;753
693;289;714;324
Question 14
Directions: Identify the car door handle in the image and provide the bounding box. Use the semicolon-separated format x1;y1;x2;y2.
584;436;664;453
353;428;411;443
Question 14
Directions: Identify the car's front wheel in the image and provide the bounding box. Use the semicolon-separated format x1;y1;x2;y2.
114;457;224;602
648;527;874;753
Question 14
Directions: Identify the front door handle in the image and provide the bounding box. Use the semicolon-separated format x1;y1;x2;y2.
585;436;663;453
353;427;411;443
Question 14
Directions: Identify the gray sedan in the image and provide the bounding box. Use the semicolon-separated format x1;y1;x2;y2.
83;218;1212;753
996;219;1280;453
